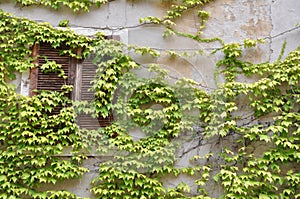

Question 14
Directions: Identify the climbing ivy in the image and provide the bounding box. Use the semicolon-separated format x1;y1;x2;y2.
212;41;300;198
0;9;94;199
0;0;300;199
13;0;108;12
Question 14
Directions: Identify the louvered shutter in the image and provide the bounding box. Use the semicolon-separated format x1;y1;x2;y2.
37;43;71;93
30;42;74;114
30;42;113;128
77;55;113;130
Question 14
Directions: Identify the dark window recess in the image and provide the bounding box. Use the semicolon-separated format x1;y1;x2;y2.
77;55;113;130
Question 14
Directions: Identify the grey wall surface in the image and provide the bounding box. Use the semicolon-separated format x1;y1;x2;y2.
1;0;300;92
1;0;300;198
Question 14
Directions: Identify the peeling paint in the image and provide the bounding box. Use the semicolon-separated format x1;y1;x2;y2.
241;18;272;38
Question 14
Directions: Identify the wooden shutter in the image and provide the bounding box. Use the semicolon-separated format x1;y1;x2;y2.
77;55;113;130
30;42;114;128
37;43;72;93
30;42;74;114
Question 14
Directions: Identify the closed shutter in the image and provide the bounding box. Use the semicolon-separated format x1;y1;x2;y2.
30;42;113;128
30;42;74;115
37;43;71;93
77;55;113;130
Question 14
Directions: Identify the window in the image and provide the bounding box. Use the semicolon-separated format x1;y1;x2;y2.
29;42;113;129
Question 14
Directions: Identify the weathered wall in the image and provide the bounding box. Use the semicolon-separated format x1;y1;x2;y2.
1;0;300;198
1;0;300;92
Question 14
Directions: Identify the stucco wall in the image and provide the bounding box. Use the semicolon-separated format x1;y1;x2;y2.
1;0;300;93
1;0;300;198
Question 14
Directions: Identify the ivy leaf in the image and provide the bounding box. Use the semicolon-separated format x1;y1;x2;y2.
259;135;271;142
